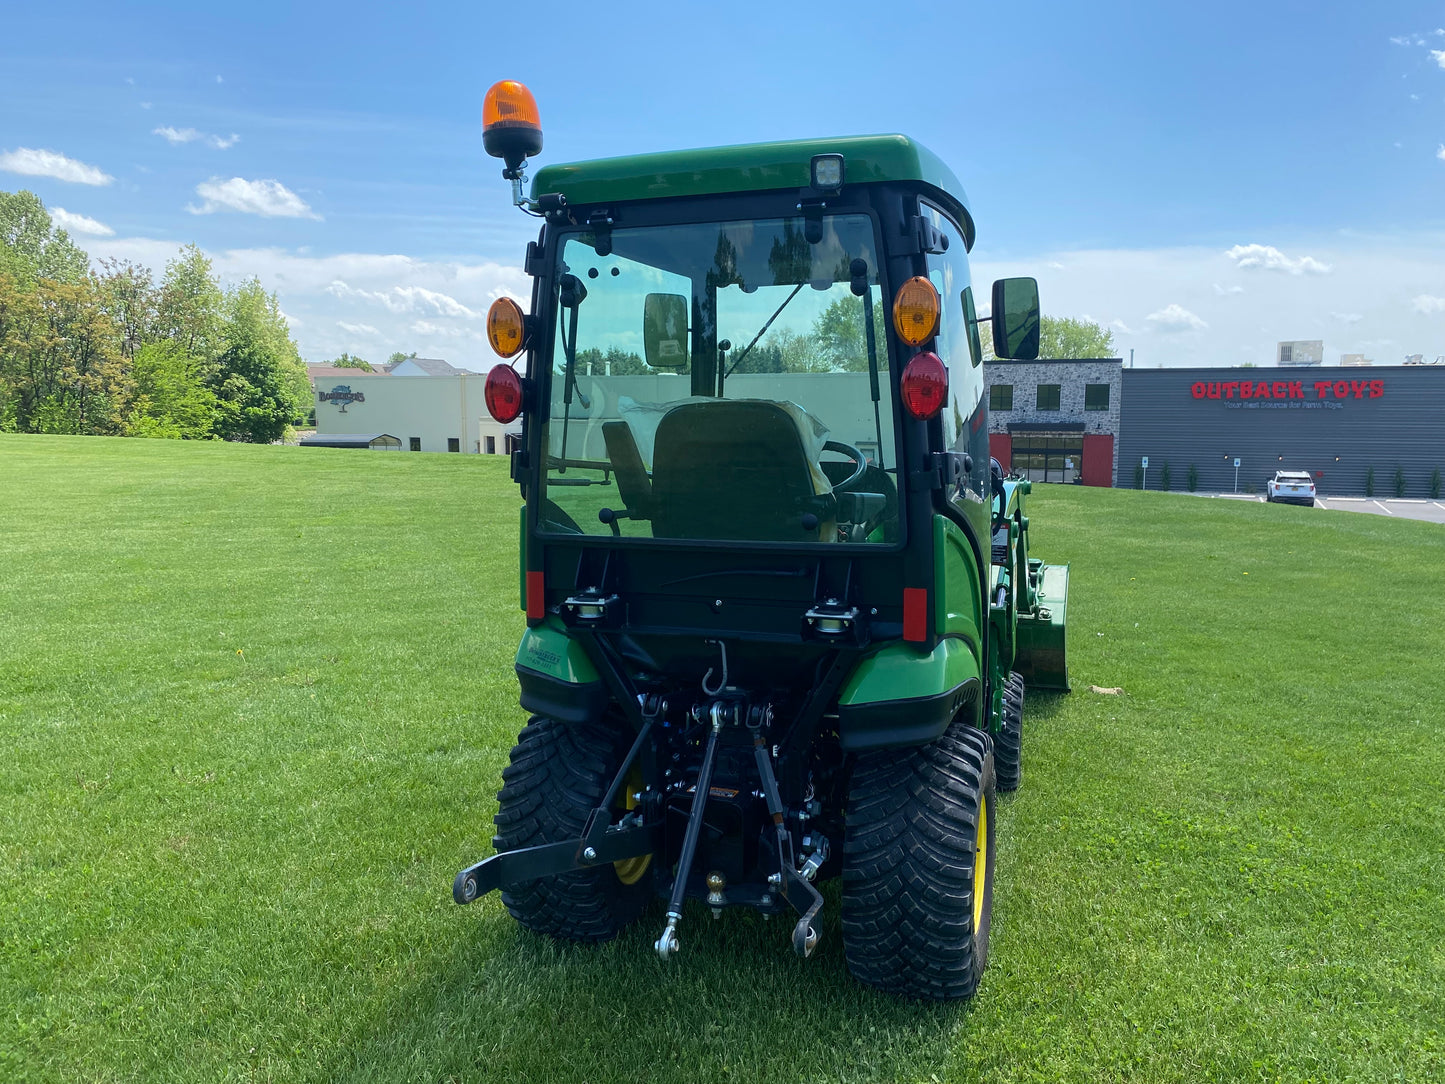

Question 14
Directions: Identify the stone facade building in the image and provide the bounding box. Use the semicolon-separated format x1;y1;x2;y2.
984;358;1124;487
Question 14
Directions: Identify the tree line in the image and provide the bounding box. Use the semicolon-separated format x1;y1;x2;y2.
0;189;310;442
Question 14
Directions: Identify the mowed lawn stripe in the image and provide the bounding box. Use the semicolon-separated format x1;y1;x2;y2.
1;434;1441;1083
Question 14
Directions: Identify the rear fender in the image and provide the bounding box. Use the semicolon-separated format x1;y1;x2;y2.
514;617;608;723
836;638;981;752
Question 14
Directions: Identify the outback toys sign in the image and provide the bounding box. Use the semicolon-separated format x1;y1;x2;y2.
1191;377;1384;412
320;384;365;413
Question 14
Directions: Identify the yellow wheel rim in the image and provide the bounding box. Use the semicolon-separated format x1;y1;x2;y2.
613;764;652;886
972;797;988;932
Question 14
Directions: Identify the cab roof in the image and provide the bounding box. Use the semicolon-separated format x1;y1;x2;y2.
530;134;975;248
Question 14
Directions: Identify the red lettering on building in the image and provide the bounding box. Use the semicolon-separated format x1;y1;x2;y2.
1208;383;1221;399
1289;381;1303;398
1349;380;1367;399
1369;380;1384;398
1272;381;1288;398
1191;382;1206;399
1333;380;1350;398
1314;381;1333;398
1240;380;1254;399
1256;380;1273;398
1224;381;1240;399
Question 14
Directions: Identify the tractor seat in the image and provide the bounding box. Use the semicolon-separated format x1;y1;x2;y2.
649;400;835;542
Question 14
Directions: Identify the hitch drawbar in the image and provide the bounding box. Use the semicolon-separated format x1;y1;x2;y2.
450;703;826;962
452;720;656;906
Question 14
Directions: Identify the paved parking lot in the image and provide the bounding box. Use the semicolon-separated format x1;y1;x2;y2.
1214;492;1445;524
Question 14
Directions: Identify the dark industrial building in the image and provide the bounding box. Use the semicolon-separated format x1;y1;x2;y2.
986;361;1444;496
1117;366;1445;496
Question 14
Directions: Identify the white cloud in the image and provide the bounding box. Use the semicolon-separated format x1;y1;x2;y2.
188;177;319;219
337;321;379;335
1411;295;1445;314
50;207;114;237
410;320;474;338
155;127;240;149
0;147;113;186
1212;283;1244;296
327;280;478;319
1431;49;1445;68
154;126;201;144
1331;312;1363;324
1145;303;1208;333
1224;243;1332;275
1437;145;1445;162
1109;319;1134;335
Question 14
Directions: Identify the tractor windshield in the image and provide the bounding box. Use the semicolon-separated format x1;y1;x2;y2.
538;213;899;545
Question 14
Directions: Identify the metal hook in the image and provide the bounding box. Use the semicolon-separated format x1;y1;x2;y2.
701;639;728;696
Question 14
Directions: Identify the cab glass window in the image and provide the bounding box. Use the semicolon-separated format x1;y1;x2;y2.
538;214;900;545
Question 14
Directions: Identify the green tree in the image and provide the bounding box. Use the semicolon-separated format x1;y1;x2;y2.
980;314;1115;360
156;244;224;363
125;341;218;438
212;279;309;442
0;189;89;285
386;351;416;367
328;351;374;371
97;259;159;359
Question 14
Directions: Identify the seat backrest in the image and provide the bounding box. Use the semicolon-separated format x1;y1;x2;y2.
650;400;829;541
602;421;654;519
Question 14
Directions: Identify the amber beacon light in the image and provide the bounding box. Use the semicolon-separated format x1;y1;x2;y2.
482;80;543;174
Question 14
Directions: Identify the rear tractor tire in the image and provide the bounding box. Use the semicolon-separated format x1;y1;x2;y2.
994;671;1025;793
492;715;650;942
842;719;997;1000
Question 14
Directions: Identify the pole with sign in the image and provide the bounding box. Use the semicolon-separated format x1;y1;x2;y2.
1233;457;1241;494
1142;456;1149;491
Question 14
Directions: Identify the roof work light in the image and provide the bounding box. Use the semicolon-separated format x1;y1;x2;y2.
810;153;844;193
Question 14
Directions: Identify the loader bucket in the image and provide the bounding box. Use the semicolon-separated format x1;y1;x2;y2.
1015;561;1070;692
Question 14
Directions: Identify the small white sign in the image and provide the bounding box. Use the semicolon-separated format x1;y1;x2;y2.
1234;458;1241;468
1142;456;1149;468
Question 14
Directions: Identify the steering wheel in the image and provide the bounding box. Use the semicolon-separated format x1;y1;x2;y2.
822;440;868;493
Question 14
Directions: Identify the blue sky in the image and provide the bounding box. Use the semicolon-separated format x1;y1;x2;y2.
2;1;1443;367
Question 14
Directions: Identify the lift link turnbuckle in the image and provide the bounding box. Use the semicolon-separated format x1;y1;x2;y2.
654;708;724;960
751;729;825;958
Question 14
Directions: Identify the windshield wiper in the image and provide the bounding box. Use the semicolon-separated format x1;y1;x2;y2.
724;281;806;379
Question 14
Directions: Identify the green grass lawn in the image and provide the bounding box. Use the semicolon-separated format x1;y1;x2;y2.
2;434;1442;1084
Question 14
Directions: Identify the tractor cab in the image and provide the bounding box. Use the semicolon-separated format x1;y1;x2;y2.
455;80;1070;1001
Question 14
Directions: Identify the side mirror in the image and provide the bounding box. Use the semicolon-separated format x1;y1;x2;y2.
643;293;690;370
991;277;1040;360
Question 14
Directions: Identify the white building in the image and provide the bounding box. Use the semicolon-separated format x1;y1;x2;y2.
312;371;518;454
1277;340;1323;367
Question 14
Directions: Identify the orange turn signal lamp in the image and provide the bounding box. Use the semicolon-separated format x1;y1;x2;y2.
892;276;940;347
487;296;527;359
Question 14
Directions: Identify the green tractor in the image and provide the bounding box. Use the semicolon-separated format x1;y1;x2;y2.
454;80;1070;1000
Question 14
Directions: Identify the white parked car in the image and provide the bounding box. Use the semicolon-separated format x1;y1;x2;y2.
1266;470;1317;506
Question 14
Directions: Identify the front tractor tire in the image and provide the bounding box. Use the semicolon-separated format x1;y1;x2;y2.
994;671;1025;793
842;720;997;1000
492;715;650;942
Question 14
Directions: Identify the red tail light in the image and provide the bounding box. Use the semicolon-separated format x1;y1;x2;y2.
900;352;948;420
485;364;523;423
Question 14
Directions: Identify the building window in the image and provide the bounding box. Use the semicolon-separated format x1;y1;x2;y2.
1279;342;1292;364
409;437;421;452
447;438;460;453
1011;434;1083;484
1084;383;1110;411
485;435;496;454
1036;384;1061;411
989;384;1013;411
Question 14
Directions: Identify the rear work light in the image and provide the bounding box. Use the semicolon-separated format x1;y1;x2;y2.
900;352;948;419
484;364;524;423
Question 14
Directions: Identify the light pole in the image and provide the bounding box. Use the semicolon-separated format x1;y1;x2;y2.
1233;457;1241;494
